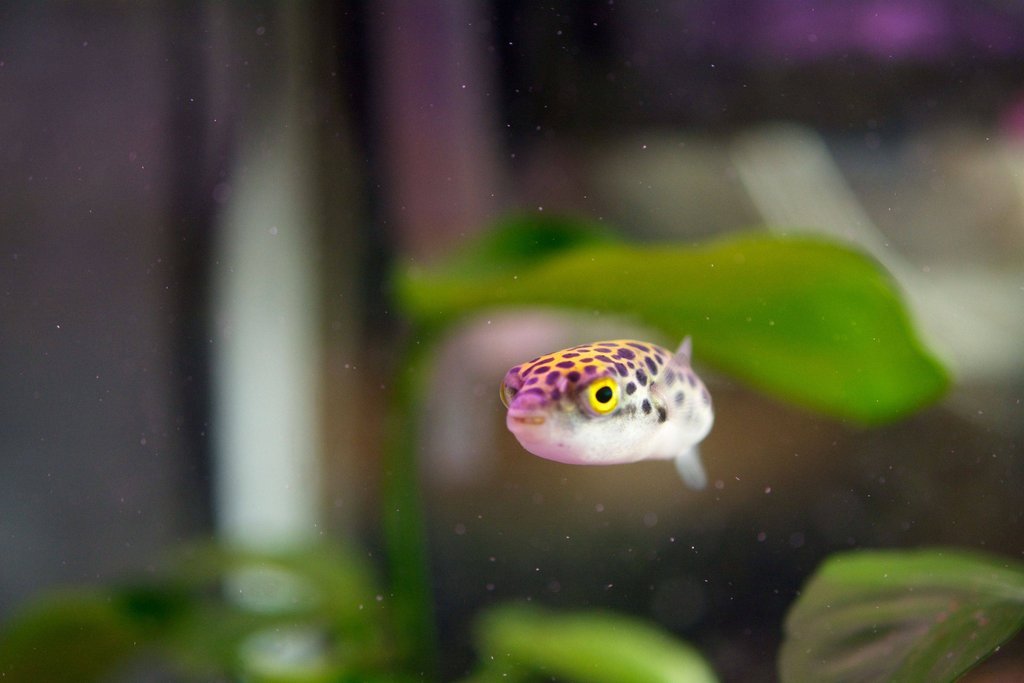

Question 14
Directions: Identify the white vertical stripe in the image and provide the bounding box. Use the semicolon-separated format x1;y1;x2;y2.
211;104;320;548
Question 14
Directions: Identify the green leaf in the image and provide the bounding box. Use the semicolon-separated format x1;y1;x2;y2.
780;549;1024;683
0;591;145;683
470;604;718;683
395;215;949;423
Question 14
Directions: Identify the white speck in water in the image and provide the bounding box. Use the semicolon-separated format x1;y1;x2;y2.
764;486;772;494
757;531;767;542
643;512;658;528
454;523;466;535
269;226;278;236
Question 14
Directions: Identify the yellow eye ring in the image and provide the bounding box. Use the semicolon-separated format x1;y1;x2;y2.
586;377;619;415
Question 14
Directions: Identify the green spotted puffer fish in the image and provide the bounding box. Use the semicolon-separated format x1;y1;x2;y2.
500;338;713;489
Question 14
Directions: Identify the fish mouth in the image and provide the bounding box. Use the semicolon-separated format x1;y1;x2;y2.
510;414;546;426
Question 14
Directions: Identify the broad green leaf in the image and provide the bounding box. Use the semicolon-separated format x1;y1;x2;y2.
780;549;1024;683
395;215;949;423
470;604;718;683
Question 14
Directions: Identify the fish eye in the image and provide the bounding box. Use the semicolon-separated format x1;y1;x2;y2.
586;378;618;415
500;381;518;407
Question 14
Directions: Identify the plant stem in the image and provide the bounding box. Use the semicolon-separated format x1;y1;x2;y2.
381;330;438;676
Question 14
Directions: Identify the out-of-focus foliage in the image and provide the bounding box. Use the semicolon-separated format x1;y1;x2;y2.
396;214;949;424
780;549;1024;683
0;591;143;683
0;544;395;683
462;604;718;683
0;542;714;683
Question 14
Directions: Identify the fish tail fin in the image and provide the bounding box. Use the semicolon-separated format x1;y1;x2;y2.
674;446;707;490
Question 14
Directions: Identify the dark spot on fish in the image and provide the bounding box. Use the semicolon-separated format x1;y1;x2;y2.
545;371;560;385
595;354;612;363
641;399;652;415
664;370;676;387
583;365;597;375
674;392;685;406
627;342;649;352
531;365;550;375
556;360;574;368
657;406;667;423
636;369;648;386
520;387;544;396
623;404;638;416
625;382;637;395
701;387;710;404
645;357;658;374
562;352;579;358
615;348;636;360
595;346;614;353
580;357;594;363
614;362;628;376
526;377;539;386
567;371;581;382
687;373;697;387
550;389;561;400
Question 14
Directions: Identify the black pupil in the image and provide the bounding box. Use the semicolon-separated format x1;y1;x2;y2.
595;386;613;403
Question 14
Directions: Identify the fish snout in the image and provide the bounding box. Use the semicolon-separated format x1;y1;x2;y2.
507;390;549;426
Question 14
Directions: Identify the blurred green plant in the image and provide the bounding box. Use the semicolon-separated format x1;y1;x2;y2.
780;549;1024;683
460;605;718;683
0;544;397;682
5;213;1004;683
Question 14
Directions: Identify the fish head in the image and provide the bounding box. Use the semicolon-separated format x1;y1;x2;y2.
499;345;649;464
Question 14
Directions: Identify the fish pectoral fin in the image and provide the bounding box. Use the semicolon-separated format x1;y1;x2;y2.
674;446;707;490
